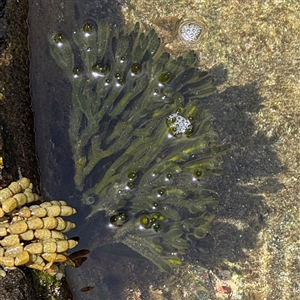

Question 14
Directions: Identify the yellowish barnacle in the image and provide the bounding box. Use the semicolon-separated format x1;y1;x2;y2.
34;229;53;240
55;217;68;231
62;220;76;232
14;250;30;266
2;197;18;213
23;190;39;203
17;177;31;190
26;216;44;230
0;178;78;278
19;230;34;241
27;253;45;268
24;242;43;254
8;220;29;234
0;178;40;214
60;205;76;216
5;244;24;257
7;182;22;194
0;235;20;247
24;239;78;254
45;205;63;217
28;263;44;271
29;205;48;218
41;216;58;229
18;207;32;218
49;230;67;240
43;241;57;253
0;227;7;237
0;189;14;202
0;256;15;267
13;193;28;207
18;203;76;218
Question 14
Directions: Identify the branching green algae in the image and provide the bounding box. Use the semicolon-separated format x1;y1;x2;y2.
49;20;229;272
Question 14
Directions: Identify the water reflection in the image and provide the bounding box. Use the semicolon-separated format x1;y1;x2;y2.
28;1;283;300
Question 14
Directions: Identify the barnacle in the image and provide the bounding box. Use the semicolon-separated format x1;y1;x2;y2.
166;112;193;137
177;19;206;44
49;20;229;271
0;178;77;278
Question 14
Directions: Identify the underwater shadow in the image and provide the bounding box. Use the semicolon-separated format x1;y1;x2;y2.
64;75;284;299
195;68;284;268
29;0;125;201
29;1;284;294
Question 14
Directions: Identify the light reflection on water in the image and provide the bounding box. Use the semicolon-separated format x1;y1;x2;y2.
27;1;290;298
28;1;167;299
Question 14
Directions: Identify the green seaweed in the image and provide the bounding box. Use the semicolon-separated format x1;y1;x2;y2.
49;20;229;272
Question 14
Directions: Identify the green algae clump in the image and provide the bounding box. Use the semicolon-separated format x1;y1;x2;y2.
49;20;229;272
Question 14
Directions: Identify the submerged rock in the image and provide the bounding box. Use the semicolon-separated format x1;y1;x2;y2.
49;20;229;272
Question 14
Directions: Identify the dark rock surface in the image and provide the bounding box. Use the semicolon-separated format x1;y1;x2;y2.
0;1;71;299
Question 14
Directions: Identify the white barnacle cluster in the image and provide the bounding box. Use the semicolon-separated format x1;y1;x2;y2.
179;21;202;43
166;112;193;137
0;178;77;278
